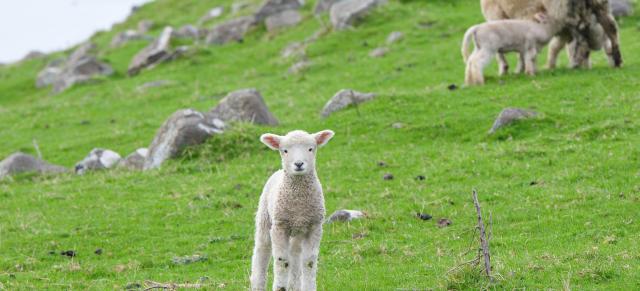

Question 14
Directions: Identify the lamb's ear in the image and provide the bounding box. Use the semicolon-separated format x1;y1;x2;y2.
260;133;282;150
313;130;335;147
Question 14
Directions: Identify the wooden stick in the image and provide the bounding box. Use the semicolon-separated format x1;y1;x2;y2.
472;189;492;281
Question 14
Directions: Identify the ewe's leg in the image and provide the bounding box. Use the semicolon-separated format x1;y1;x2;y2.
271;227;290;291
547;37;567;69
251;204;272;291
497;53;509;76
301;225;323;291
593;5;622;67
286;236;303;291
604;38;615;67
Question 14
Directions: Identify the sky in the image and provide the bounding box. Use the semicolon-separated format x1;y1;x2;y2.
0;0;152;63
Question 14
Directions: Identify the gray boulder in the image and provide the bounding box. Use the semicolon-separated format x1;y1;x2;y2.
321;89;376;117
173;25;205;39
488;108;538;134
369;47;389;58
36;67;63;88
330;0;387;30
208;89;279;125
118;148;149;170
199;6;224;24
610;0;633;17
386;31;404;44
326;209;366;223
138;20;154;34
288;60;312;74
75;148;122;175
145;109;224;170
110;29;151;47
314;0;346;14
22;51;46;61
53;56;114;93
68;42;96;64
128;26;174;76
205;16;256;45
254;0;302;22
281;41;306;59
0;152;67;179
265;10;302;32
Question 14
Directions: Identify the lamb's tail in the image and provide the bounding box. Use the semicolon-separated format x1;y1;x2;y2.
461;25;477;63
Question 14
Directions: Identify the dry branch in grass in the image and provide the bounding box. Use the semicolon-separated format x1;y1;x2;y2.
143;280;203;290
473;189;492;282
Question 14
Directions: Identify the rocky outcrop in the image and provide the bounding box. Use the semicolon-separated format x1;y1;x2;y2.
74;149;122;175
199;6;224;24
173;25;205;39
369;47;388;58
0;152;67;179
144;109;224;170
137;20;154;34
254;0;302;22
207;89;279;125
314;0;346;14
118;148;148;170
265;10;302;32
110;30;151;47
128;27;174;76
330;0;387;30
488;108;538;134
205;16;256;45
321;89;376;117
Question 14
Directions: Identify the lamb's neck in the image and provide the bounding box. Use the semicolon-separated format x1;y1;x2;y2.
281;171;320;196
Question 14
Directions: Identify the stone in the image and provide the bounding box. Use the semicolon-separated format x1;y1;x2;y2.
0;152;67;179
128;26;173;76
326;209;366;223
288;60;312;74
36;67;63;88
205;16;256;45
137;20;154;34
265;10;302;32
232;2;251;14
321;89;376;117
22;51;46;61
437;218;452;228
417;212;432;220
173;25;204;39
254;0;302;23
110;29;150;47
199;6;224;24
74;148;122;175
136;80;175;92
314;0;346;15
610;0;633;17
145;109;224;170
488;108;538;134
369;47;389;58
281;42;307;59
383;173;393;180
330;0;387;30
207;89;279;125
172;254;207;265
68;42;96;64
53;57;114;93
118;148;148;170
386;31;404;44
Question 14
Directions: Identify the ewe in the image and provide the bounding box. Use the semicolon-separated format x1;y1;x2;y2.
250;130;334;291
461;13;562;85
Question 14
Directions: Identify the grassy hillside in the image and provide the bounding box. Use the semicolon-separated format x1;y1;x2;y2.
1;0;639;289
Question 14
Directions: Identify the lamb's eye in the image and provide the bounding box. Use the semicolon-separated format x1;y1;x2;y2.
309;148;313;152
283;149;288;154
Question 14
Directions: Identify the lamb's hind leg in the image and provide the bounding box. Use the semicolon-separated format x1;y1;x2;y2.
524;47;538;76
301;225;323;291
497;53;508;76
251;206;272;291
271;226;290;291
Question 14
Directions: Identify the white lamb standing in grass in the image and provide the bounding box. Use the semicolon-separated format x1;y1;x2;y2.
461;12;563;85
250;129;335;291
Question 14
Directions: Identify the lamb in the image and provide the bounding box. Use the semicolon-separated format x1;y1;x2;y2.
461;13;561;85
250;129;335;291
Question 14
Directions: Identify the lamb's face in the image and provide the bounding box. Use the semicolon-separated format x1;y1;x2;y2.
261;130;334;176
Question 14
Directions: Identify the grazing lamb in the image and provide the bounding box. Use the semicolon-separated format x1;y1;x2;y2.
461;13;561;85
250;130;335;291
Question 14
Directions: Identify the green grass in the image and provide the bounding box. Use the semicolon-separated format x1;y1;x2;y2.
1;0;640;289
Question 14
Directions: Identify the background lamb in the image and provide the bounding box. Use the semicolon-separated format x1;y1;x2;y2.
251;130;335;291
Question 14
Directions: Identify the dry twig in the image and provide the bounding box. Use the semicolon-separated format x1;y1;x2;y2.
472;189;492;281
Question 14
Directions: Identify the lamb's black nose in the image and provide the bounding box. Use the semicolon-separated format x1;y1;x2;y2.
294;162;304;169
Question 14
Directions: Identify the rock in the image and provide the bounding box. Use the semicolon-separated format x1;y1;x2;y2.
369;47;389;58
326;209;366;223
391;122;404;129
136;80;174;92
0;152;67;179
386;31;404;44
110;29;150;47
68;42;96;64
128;26;174;76
437;218;452;228
205;16;256;45
488;108;538;134
288;60;312;74
330;0;387;30
118;148;148;170
22;51;46;61
145;109;224;170
314;0;346;14
94;248;103;255
207;89;279;125
416;212;432;220
254;0;303;23
75;148;122;175
137;20;154;34
281;42;306;59
199;6;224;24
172;254;207;265
173;25;204;39
447;84;458;91
320;89;376;117
53;56;114;93
610;0;633;17
265;10;302;32
36;67;63;88
232;2;251;14
383;173;393;180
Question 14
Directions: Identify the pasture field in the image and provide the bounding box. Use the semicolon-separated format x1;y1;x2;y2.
1;0;639;289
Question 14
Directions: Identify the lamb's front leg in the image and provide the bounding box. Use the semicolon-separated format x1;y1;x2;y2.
286;236;304;291
496;53;509;76
271;227;290;291
301;225;323;291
